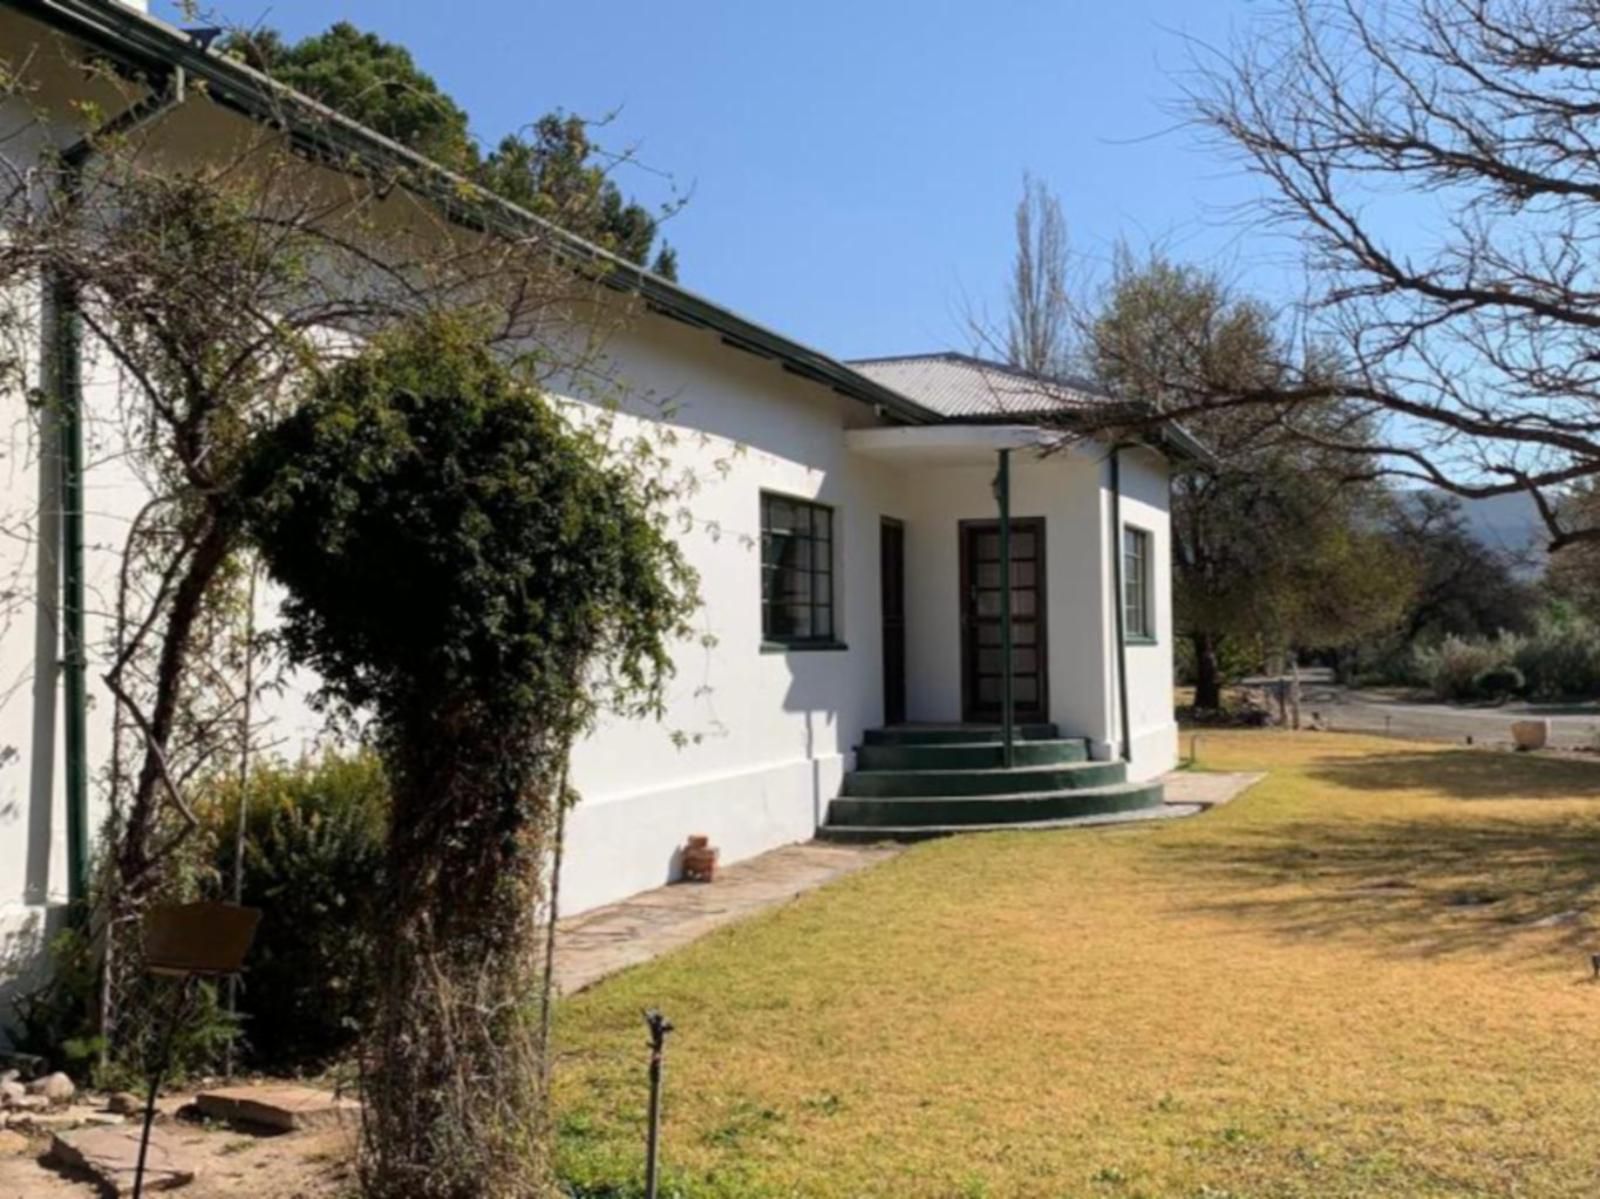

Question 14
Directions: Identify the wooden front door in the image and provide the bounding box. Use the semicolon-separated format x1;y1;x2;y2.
960;518;1047;723
880;518;907;726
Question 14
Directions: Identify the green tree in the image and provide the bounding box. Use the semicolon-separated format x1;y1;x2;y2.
1385;493;1536;643
480;114;678;278
229;24;679;278
228;23;476;170
245;315;698;1199
1089;252;1414;708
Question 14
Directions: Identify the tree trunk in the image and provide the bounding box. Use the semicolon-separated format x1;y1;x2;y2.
363;722;556;1199
1192;630;1224;710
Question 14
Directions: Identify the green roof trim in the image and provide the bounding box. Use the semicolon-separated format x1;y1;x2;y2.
3;0;936;425
3;0;1215;466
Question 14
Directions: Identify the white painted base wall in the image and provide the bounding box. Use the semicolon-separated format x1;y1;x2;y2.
558;752;844;915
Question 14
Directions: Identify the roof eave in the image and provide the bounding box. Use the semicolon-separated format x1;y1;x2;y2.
5;0;937;426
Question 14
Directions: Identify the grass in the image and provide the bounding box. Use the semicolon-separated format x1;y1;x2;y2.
552;732;1600;1198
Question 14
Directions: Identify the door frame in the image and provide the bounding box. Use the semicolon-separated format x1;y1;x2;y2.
958;516;1049;724
879;517;907;726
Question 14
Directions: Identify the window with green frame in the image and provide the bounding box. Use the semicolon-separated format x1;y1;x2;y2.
1123;525;1153;641
761;492;835;644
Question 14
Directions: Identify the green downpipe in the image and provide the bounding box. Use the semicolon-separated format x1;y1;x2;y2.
1110;447;1132;763
55;71;187;915
55;272;89;911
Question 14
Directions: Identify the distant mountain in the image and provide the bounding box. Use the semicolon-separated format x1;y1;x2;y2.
1405;488;1548;574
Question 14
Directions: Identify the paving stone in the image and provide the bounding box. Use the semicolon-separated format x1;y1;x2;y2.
47;1125;196;1194
194;1085;360;1132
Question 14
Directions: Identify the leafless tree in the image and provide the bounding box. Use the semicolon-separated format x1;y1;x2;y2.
1080;0;1600;552
1006;173;1076;377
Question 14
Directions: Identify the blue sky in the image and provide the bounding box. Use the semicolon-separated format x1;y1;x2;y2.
159;1;1288;362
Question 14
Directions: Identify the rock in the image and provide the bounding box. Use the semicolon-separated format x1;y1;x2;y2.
27;1072;75;1106
107;1091;145;1116
0;1080;25;1107
194;1084;360;1132
48;1125;196;1195
1512;719;1549;751
0;1129;28;1154
9;1094;50;1112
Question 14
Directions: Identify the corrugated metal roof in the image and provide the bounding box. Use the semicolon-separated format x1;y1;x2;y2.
847;353;1113;420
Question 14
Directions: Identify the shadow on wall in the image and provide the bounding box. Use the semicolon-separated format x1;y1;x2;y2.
1157;752;1600;963
784;655;848;841
0;906;58;1045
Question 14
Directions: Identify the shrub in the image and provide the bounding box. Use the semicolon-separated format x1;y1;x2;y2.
1512;615;1600;698
203;750;388;1070
1472;664;1525;701
1415;635;1508;701
245;315;699;1198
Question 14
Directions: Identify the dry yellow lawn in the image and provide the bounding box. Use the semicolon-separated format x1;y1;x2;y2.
553;732;1600;1198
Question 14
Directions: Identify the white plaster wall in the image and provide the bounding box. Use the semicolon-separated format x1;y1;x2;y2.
551;316;907;913
895;448;1116;755
1112;447;1179;781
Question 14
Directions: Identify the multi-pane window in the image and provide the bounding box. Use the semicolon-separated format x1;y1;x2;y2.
1123;525;1153;640
761;493;834;644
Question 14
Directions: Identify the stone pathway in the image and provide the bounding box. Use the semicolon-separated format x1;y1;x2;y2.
1160;769;1265;808
554;772;1264;996
554;841;900;995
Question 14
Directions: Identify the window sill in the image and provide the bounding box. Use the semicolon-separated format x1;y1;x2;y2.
761;640;850;654
1125;635;1159;647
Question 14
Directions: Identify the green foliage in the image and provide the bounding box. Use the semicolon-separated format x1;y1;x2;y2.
1472;664;1525;702
227;23;476;169
231;26;679;277
1090;250;1415;702
8;927;235;1091
1409;611;1600;701
245;314;698;739
244;313;698;1199
1511;612;1600;699
203;752;389;1069
481;115;679;279
1385;493;1537;642
1413;635;1511;701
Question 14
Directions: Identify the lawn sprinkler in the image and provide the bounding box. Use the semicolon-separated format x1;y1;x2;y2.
643;1008;674;1199
134;902;260;1199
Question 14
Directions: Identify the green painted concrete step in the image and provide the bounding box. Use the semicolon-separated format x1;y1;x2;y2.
818;798;1192;844
855;739;1089;771
841;759;1127;799
827;781;1163;828
861;724;1058;747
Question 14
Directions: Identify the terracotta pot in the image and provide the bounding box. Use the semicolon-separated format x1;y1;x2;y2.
681;835;718;883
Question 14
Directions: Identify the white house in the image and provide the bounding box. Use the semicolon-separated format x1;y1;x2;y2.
0;0;1203;992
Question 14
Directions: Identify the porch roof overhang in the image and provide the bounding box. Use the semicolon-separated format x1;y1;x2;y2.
845;424;1075;466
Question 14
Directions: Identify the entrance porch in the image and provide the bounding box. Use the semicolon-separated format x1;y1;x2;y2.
837;425;1168;838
